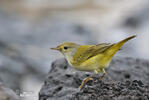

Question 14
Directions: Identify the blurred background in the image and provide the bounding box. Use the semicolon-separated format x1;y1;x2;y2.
0;0;149;100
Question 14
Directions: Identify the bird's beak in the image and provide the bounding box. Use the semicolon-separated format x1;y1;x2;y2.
50;47;60;51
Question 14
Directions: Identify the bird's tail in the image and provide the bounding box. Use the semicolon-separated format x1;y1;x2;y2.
105;35;136;61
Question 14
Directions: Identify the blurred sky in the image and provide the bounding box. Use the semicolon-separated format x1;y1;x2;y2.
0;0;149;100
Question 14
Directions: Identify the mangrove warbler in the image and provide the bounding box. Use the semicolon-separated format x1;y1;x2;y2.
51;35;136;89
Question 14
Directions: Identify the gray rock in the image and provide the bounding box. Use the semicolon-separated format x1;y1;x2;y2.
39;57;149;100
0;83;20;100
0;54;27;90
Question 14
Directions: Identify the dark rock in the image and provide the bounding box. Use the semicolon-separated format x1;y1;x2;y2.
71;80;149;100
39;57;149;100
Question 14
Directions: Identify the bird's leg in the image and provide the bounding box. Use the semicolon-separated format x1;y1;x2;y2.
79;74;95;89
99;69;106;80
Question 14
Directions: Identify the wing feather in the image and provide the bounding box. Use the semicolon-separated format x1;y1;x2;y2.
72;43;114;65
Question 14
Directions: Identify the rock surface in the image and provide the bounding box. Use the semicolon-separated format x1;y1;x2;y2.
0;82;20;100
39;57;149;100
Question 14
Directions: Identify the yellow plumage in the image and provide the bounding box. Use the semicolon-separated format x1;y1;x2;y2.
51;35;136;89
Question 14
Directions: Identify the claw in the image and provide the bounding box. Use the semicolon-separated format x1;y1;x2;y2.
99;73;105;80
79;77;93;90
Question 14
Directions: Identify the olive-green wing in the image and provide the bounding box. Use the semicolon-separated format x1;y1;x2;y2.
86;43;114;58
72;43;114;65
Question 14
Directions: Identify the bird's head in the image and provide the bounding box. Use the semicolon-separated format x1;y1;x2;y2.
51;42;79;55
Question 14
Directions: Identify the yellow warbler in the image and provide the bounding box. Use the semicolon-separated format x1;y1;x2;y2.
51;35;136;89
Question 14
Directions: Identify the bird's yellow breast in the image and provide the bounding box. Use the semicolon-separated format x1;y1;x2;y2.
71;54;111;71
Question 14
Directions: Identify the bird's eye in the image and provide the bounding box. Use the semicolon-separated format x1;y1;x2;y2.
64;46;68;50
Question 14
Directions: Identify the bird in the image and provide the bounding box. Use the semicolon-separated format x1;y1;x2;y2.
51;35;136;89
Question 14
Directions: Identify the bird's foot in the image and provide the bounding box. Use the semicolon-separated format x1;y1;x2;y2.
99;73;105;80
79;77;93;90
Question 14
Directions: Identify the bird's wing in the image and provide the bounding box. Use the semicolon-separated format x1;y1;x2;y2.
72;43;114;65
86;43;114;58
